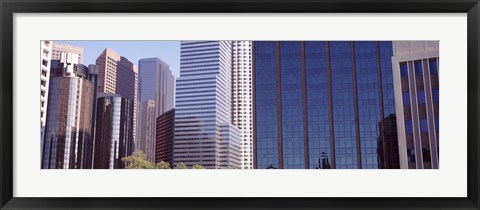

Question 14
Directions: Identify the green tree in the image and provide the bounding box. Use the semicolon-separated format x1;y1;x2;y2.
176;162;187;169
155;161;171;169
191;164;205;169
122;150;154;169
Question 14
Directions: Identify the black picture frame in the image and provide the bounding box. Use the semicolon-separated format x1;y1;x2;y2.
1;0;479;209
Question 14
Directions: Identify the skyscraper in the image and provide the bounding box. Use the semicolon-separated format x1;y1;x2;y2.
139;100;156;162
391;41;439;169
174;41;241;169
51;43;84;64
155;108;175;167
42;52;97;169
137;57;175;162
96;48;138;150
232;41;254;169
40;40;52;153
377;114;400;169
253;41;398;169
93;93;134;169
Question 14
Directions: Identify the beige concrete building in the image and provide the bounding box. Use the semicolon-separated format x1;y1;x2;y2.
51;43;84;64
96;48;138;147
392;41;439;169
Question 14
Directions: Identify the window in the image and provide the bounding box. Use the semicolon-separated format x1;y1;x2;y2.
408;148;415;163
405;120;413;133
422;148;431;162
432;89;439;103
414;60;423;76
420;119;428;132
417;90;425;104
429;58;438;75
402;92;410;105
400;62;408;78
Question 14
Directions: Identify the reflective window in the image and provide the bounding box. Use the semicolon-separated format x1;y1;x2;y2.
305;42;331;169
403;92;410;105
417;90;425;104
423;148;431;162
414;60;423;76
254;41;279;169
429;58;438;75
432;89;439;103
379;42;396;117
400;62;408;78
330;41;357;169
405;120;413;133
420;119;428;132
407;148;416;164
280;41;305;169
354;41;381;169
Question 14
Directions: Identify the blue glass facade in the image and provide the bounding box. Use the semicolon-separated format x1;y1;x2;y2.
330;42;358;169
253;41;399;169
253;42;279;168
280;42;305;169
305;42;331;169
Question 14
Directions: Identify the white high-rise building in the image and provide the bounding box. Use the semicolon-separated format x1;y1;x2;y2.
51;43;84;64
137;57;175;162
232;41;253;169
40;40;52;152
174;41;241;169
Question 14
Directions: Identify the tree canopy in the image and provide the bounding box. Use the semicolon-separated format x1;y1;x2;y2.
191;164;205;169
122;152;205;169
121;151;154;169
176;162;187;169
155;161;171;169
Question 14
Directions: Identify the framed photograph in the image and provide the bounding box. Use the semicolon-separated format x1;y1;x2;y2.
1;0;479;209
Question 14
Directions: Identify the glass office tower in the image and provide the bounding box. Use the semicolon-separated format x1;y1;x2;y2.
42;52;96;169
155;108;175;167
93;93;134;169
174;41;241;169
137;57;175;162
253;41;399;169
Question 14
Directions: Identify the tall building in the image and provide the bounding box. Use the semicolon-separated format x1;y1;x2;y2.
253;41;398;169
137;57;175;162
377;114;400;169
96;48;138;150
155;108;175;167
391;41;439;169
93;93;134;169
87;64;100;167
174;41;241;169
139;100;156;162
42;52;97;169
51;43;84;64
40;40;52;153
232;41;254;169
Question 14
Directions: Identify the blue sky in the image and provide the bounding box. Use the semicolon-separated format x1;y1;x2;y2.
53;41;181;78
